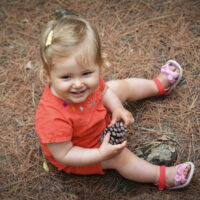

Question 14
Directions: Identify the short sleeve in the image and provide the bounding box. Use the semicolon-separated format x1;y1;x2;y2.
35;102;73;144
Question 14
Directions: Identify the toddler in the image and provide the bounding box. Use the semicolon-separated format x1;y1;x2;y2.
35;15;194;190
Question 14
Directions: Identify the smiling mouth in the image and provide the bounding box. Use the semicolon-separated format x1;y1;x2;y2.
70;89;87;96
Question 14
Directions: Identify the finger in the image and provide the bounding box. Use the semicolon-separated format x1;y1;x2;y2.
123;117;130;126
109;118;117;127
121;140;127;147
126;118;134;126
103;132;110;143
114;140;127;149
124;115;135;126
124;119;129;126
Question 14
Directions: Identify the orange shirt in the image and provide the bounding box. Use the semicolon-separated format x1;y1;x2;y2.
35;76;110;173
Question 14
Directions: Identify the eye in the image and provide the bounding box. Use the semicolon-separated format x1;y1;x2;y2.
61;75;71;80
82;71;92;76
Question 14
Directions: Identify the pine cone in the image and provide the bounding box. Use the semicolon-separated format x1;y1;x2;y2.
100;121;127;145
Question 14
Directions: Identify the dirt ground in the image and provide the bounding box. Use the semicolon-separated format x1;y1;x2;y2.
0;0;200;199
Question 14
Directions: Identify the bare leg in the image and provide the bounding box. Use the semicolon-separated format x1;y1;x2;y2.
106;67;179;103
101;147;191;186
106;78;158;103
101;147;160;183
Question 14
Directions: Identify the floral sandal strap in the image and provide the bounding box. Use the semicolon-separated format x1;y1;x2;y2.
153;60;183;95
174;163;188;186
161;63;180;84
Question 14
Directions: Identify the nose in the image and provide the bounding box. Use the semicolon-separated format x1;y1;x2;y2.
72;79;83;89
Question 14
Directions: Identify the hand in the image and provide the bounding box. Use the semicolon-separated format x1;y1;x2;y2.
110;106;134;126
98;133;127;161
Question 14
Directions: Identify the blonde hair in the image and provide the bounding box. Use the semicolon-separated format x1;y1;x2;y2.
40;16;104;78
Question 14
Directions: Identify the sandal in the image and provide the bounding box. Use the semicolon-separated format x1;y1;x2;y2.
153;60;183;95
156;162;195;191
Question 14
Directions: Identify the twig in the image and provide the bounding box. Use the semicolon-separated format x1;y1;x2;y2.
121;14;178;37
32;83;35;107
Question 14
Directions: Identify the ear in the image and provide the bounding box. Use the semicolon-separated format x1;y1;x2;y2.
39;65;51;85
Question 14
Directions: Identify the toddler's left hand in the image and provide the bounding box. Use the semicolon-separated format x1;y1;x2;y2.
110;107;134;127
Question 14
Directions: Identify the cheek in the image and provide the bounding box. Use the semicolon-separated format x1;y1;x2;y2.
55;81;70;92
90;77;99;90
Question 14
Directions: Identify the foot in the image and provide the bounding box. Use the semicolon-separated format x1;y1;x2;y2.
155;162;194;190
156;65;180;93
165;164;191;187
152;60;183;95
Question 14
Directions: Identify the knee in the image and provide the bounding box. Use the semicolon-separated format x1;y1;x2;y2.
106;80;121;91
106;80;128;103
101;148;128;170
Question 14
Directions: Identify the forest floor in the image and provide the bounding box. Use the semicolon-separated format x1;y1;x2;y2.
0;0;200;199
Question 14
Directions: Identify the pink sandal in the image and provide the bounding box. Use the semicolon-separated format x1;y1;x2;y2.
153;60;183;95
156;162;195;190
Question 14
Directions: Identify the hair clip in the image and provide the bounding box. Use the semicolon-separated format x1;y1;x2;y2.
45;30;53;47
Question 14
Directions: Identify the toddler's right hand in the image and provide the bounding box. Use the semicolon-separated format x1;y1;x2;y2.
98;133;127;161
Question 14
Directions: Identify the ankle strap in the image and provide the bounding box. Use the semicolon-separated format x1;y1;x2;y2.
153;78;166;95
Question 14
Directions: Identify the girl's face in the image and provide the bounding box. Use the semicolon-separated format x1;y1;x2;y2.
49;55;100;104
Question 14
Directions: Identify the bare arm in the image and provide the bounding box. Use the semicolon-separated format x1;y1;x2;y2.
47;133;126;166
102;85;134;126
102;85;124;112
47;140;101;166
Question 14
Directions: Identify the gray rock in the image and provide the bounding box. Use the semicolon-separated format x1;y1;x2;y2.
136;143;177;166
53;9;77;20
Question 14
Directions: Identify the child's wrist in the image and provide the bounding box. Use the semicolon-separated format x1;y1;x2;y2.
97;148;104;162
